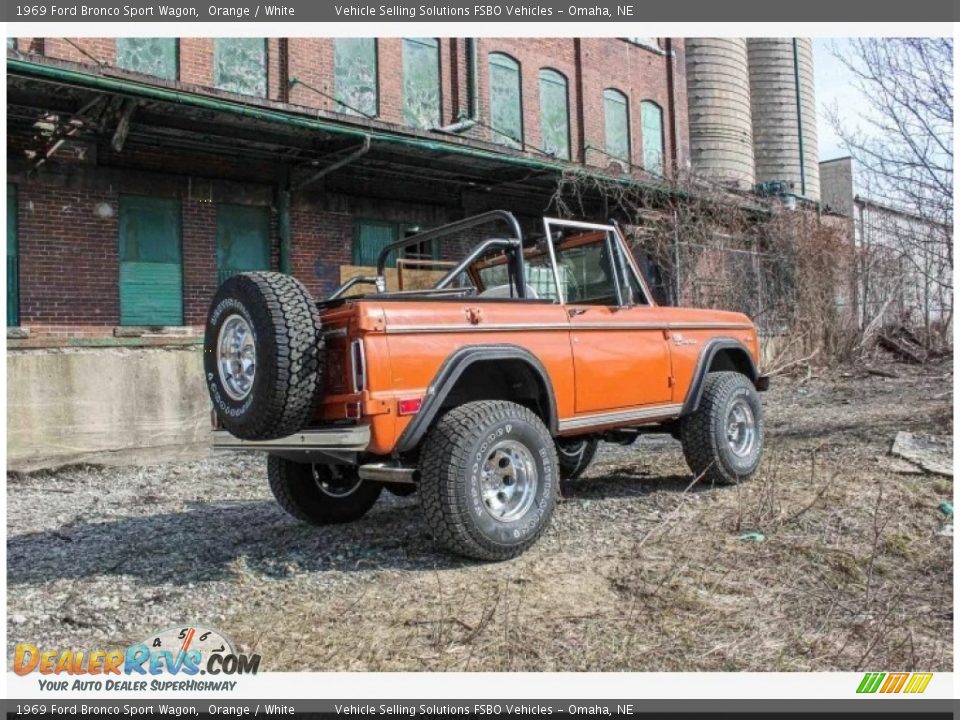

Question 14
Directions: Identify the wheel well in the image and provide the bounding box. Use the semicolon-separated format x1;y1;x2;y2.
708;347;757;380
440;359;554;429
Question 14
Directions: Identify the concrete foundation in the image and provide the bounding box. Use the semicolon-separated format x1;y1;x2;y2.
7;345;211;472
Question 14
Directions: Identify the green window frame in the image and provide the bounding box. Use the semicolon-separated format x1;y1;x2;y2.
334;38;378;118
118;195;183;326
214;38;267;97
488;52;523;149
8;184;19;327
538;68;570;160
116;38;178;80
353;220;437;269
402;38;441;130
216;204;271;286
641;100;666;176
603;88;630;163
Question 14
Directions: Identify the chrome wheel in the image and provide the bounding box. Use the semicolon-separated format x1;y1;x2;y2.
217;314;256;401
726;398;757;458
314;466;363;498
480;440;538;522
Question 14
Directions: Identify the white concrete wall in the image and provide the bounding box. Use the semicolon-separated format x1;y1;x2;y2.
8;346;212;472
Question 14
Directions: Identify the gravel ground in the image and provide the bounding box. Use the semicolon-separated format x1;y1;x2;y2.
7;359;953;671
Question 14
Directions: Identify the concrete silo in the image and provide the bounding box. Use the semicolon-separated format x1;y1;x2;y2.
747;38;820;201
685;38;756;189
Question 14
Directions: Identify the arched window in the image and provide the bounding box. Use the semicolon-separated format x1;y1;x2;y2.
641;100;665;175
603;89;630;163
538;69;570;160
488;53;523;148
334;38;378;117
403;38;441;129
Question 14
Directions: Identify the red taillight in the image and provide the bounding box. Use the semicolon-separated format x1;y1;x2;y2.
397;397;423;416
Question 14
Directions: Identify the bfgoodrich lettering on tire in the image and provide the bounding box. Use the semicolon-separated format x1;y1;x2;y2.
680;371;764;485
419;400;558;561
204;272;323;440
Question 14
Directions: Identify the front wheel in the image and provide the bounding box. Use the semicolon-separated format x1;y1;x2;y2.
680;371;764;485
419;400;559;561
268;456;382;525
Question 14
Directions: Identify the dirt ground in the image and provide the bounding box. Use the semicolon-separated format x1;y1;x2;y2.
7;358;953;671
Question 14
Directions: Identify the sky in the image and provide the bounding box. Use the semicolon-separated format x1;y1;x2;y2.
812;38;857;162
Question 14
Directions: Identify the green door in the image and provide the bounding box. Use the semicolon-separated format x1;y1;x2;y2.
119;195;183;326
217;204;271;285
7;184;18;327
353;220;398;268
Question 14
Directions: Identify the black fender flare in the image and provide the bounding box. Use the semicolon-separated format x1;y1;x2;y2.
680;338;765;416
395;344;559;453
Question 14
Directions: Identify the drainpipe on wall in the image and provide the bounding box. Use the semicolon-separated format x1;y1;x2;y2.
276;164;292;275
439;38;479;133
291;136;372;192
573;38;587;164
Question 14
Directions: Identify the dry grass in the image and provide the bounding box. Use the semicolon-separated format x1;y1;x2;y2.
226;359;953;672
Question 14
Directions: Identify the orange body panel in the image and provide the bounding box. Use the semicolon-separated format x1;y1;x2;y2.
315;298;760;457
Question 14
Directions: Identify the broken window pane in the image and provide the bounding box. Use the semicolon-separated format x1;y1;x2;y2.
214;38;267;97
116;38;177;80
604;88;630;163
539;69;570;159
402;38;441;130
334;38;378;117
641;100;665;175
489;53;522;149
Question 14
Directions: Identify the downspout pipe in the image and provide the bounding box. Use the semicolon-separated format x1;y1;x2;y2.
439;38;479;133
291;136;371;191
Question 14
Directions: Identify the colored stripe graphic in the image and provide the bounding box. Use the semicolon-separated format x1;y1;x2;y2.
857;672;932;694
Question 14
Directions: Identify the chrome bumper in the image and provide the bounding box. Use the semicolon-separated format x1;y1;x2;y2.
211;425;371;452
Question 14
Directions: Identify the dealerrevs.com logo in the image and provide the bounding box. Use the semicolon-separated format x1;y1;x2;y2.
14;625;260;692
856;672;933;694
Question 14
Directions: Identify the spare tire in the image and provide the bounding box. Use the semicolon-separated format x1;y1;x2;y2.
204;272;323;440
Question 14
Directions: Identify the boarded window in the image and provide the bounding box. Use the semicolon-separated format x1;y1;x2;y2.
489;53;522;149
402;38;441;130
641;100;665;175
7;39;15;50
116;38;177;80
119;196;183;326
7;184;18;327
214;38;267;97
334;38;378;117
217;204;271;286
603;89;630;163
353;220;398;268
538;69;569;160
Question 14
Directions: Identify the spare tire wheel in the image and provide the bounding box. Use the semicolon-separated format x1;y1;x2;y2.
204;272;323;440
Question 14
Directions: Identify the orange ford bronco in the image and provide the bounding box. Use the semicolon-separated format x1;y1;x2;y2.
204;211;768;560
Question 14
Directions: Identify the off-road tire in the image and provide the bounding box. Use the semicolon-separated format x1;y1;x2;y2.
556;437;599;496
268;455;382;525
680;371;764;486
204;272;323;440
419;400;559;561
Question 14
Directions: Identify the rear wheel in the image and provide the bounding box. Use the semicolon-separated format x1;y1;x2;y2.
419;400;558;561
556;437;599;495
680;371;764;485
268;455;382;525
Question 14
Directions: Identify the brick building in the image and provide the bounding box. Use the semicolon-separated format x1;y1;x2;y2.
6;36;689;469
7;36;689;339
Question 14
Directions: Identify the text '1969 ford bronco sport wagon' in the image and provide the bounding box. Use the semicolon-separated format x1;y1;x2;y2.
204;211;768;560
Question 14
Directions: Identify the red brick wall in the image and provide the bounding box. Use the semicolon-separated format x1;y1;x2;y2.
34;36;689;171
290;202;352;298
17;184;120;329
181;198;217;325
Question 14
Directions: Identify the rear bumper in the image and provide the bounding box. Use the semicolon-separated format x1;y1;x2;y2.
211;425;371;452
